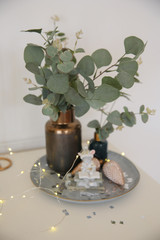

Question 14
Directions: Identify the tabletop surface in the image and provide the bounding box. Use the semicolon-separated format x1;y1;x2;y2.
0;147;160;240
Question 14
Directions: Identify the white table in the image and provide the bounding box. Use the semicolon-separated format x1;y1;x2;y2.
1;147;160;240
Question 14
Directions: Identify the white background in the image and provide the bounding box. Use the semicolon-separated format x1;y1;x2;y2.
0;0;160;183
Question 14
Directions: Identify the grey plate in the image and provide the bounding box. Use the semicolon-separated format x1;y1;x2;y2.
30;151;140;203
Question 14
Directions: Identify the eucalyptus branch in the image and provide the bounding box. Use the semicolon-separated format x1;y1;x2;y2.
40;33;50;44
93;53;126;81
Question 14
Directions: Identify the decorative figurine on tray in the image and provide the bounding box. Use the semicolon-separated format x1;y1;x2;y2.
65;150;104;190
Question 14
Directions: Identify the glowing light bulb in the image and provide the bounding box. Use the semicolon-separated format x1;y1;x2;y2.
21;171;24;174
10;196;14;199
54;192;58;196
56;184;59;188
57;173;60;177
9;152;13;155
0;200;4;204
87;140;90;145
0;213;2;216
50;226;56;232
8;147;12;152
121;152;125;156
105;159;110;162
22;195;26;198
42;169;46;172
38;162;41;166
34;164;37;167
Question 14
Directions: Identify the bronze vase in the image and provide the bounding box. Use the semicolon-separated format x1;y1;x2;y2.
45;108;82;175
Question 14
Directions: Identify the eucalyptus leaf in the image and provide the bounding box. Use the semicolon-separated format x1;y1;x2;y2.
121;111;136;127
46;46;58;58
75;100;90;117
47;74;69;94
141;113;148;123
42;105;54;116
140;105;145;114
22;28;42;34
77;55;95;76
75;48;85;53
103;122;114;134
107;110;122;126
24;45;44;65
116;71;135;88
87;120;100;129
91;49;112;68
41;68;53;80
28;87;40;91
81;73;95;92
57;61;74;73
86;91;105;109
124;36;145;58
50;107;59;121
118;60;138;76
98;128;109;141
23;94;42;105
94;84;120;102
57;32;65;37
60;50;72;62
47;93;60;105
64;87;85;106
102;76;122;90
76;80;88;97
25;63;40;75
86;98;106;109
42;88;51;99
35;74;45;85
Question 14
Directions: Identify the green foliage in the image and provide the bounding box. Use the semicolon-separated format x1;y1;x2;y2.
91;49;112;68
24;45;44;65
77;56;95;76
124;36;146;59
93;84;120;102
102;77;122;90
87;120;100;129
47;74;69;94
57;61;74;73
23;22;152;132
107;110;122;126
23;94;42;105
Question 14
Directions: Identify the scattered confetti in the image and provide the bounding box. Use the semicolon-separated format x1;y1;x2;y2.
109;205;114;209
119;221;124;224
62;209;69;216
111;220;116;224
127;178;133;183
123;172;128;177
124;183;129;189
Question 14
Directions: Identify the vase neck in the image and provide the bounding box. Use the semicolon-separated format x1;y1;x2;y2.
94;132;100;141
55;108;75;124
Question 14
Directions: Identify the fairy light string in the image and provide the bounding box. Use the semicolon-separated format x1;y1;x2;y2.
0;144;127;232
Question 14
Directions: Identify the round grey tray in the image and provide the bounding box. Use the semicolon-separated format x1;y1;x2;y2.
30;151;140;203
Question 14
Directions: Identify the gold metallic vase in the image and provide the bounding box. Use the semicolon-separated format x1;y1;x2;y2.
45;108;82;175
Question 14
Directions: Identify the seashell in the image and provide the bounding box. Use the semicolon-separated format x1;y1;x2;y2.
102;160;125;186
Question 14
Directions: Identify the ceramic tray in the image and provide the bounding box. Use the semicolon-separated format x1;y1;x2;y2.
30;151;140;203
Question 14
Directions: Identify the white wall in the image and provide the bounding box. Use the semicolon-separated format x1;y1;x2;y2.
0;0;160;183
